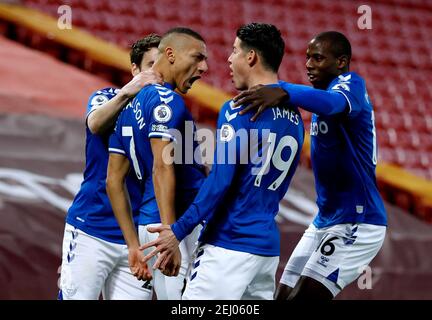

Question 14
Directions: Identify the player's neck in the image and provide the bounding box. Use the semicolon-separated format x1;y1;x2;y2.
152;60;176;90
335;68;350;77
319;68;351;88
247;70;278;89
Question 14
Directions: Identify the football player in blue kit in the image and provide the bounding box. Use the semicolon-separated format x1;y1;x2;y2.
106;27;208;299
233;31;387;300
59;34;162;300
140;23;305;300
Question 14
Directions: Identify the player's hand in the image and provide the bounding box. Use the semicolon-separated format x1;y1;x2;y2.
139;225;180;268
120;69;163;98
234;85;288;121
128;247;152;281
159;247;182;277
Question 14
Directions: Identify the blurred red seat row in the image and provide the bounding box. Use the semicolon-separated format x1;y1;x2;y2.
22;0;432;179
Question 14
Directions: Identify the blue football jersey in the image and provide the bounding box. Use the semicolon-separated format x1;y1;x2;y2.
108;83;206;225
310;72;387;228
66;87;142;244
172;85;305;256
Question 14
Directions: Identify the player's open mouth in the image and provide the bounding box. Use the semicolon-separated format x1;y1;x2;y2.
307;73;317;81
187;76;201;87
229;68;235;81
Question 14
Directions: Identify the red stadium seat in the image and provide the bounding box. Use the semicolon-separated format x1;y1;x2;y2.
21;0;432;177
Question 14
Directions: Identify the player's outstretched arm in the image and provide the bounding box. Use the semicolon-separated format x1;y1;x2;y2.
141;104;239;269
87;70;162;135
234;82;347;120
106;153;152;281
150;138;182;277
235;84;287;121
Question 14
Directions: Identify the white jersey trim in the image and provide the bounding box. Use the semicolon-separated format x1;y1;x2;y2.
333;90;352;114
148;132;177;142
108;148;126;155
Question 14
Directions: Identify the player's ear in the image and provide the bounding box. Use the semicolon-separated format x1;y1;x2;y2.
247;49;258;67
131;63;140;76
165;47;175;64
337;55;349;70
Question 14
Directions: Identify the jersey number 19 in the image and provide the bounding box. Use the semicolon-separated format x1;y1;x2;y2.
254;132;298;191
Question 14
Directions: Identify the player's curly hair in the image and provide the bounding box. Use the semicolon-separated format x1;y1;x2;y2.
130;33;161;65
236;23;285;73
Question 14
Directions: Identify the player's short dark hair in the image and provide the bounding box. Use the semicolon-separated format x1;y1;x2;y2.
236;23;285;73
130;33;161;65
162;27;205;43
314;31;352;61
